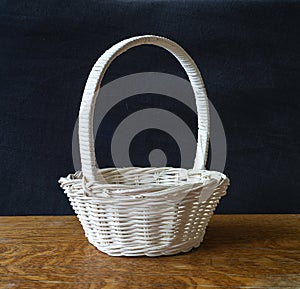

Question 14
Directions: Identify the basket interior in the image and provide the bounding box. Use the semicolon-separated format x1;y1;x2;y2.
94;167;225;187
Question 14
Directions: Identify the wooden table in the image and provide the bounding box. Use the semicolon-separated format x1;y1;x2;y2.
0;215;299;288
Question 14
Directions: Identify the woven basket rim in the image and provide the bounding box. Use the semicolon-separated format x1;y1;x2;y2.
59;167;229;200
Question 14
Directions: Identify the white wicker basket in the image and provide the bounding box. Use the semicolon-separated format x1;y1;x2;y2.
59;35;229;256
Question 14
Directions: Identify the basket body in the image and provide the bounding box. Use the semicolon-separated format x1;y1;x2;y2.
60;168;229;256
59;35;230;256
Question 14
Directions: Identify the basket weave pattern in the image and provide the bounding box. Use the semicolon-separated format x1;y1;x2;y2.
59;35;229;256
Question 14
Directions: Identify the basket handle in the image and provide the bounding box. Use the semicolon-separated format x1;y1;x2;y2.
79;35;210;181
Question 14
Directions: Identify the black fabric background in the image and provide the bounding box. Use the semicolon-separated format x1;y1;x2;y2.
0;0;299;215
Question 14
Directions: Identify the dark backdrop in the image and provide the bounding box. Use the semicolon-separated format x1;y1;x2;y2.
0;0;299;215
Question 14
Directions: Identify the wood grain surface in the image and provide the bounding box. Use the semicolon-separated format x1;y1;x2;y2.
0;215;299;288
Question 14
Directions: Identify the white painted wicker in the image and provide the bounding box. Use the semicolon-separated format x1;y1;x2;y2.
59;35;229;256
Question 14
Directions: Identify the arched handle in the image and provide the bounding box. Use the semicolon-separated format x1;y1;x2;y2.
79;35;210;181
